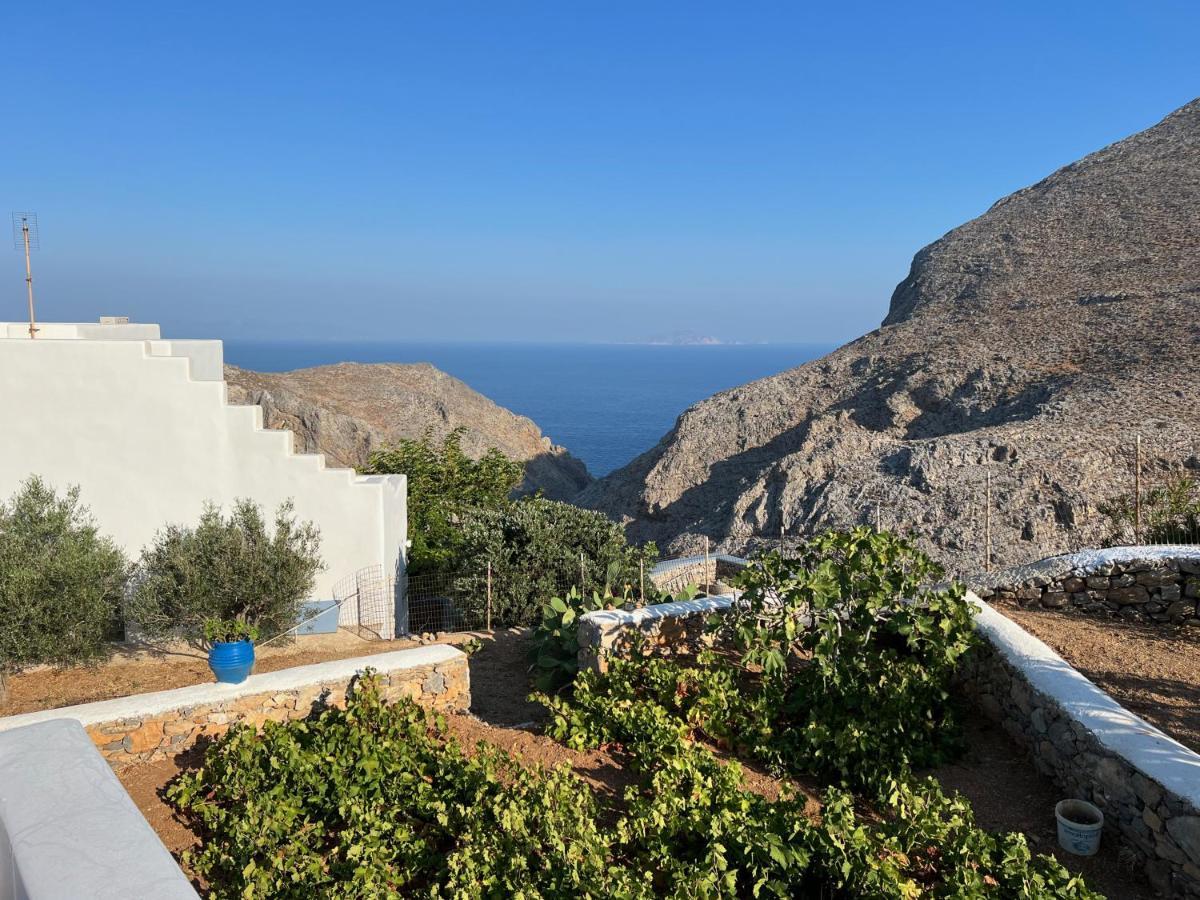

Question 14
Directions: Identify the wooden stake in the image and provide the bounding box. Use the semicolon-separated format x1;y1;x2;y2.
985;470;992;573
639;560;645;604
580;552;586;590
485;562;492;632
1134;434;1143;544
704;537;711;593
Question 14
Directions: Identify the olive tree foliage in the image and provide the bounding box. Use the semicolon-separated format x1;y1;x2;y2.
127;499;322;644
453;497;658;627
0;477;130;697
362;428;523;575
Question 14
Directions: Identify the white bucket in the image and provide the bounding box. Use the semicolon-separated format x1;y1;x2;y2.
1055;799;1104;856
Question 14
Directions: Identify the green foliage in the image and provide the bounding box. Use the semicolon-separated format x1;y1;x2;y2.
174;670;1099;898
454;497;657;627
1100;473;1200;545
0;476;129;673
202;618;260;644
723;528;977;786
128;499;322;644
528;587;612;692
362;428;523;574
527;580;703;695
537;659;1100;899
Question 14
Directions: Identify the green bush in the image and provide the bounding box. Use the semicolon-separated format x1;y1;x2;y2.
1100;473;1200;545
362;428;523;574
722;527;977;786
127;499;322;644
453;497;657;627
0;477;129;680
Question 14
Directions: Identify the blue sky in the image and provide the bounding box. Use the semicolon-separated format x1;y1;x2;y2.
4;2;1198;343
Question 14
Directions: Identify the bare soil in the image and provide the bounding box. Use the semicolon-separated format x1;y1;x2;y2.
118;632;1155;898
0;629;482;716
998;605;1200;753
933;712;1154;900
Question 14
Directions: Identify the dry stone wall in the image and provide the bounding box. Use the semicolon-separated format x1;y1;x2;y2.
578;596;733;673
0;646;469;769
973;546;1200;625
963;593;1200;898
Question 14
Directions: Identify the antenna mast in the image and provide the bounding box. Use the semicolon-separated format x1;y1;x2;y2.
12;212;39;338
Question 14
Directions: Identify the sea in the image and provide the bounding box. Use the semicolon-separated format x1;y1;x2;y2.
223;341;835;477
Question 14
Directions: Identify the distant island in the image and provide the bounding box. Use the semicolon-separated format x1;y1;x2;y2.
637;331;747;346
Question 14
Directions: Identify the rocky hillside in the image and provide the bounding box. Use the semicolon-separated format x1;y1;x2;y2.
226;363;592;501
578;99;1200;573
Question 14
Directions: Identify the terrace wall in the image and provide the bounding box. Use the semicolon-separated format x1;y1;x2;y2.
973;545;1200;626
0;646;469;769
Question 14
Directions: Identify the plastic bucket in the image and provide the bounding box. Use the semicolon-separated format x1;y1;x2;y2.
209;639;256;684
1055;799;1104;856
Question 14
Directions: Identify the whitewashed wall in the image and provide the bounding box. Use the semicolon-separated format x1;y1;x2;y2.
0;322;407;629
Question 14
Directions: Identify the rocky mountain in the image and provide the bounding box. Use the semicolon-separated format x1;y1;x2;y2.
578;99;1200;574
226;362;592;501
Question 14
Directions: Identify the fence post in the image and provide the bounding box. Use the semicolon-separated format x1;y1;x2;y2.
1134;434;1143;544
704;537;711;591
639;560;645;604
985;469;992;573
486;562;492;632
579;552;586;591
779;523;784;555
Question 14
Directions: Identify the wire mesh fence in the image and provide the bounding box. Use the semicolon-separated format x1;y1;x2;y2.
323;552;742;642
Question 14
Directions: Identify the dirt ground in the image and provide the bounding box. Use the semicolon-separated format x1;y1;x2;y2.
998;604;1200;753
933;711;1154;899
118;631;1155;898
0;629;482;716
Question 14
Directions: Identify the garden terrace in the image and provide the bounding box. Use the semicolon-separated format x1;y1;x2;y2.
974;547;1200;753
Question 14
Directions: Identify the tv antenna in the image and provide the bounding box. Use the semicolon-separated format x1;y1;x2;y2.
12;211;39;338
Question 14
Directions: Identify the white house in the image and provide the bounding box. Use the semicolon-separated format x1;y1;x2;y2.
0;319;408;637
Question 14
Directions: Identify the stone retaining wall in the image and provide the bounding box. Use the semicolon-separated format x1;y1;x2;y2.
0;645;469;769
578;596;734;672
963;594;1200;897
973;545;1200;625
649;554;747;595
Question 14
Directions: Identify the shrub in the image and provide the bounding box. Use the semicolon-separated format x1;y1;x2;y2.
453;497;657;627
1100;473;1200;545
0;477;129;687
362;428;523;574
721;527;977;786
128;499;322;643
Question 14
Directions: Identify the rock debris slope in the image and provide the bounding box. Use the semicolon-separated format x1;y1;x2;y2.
578;99;1200;572
226;362;592;501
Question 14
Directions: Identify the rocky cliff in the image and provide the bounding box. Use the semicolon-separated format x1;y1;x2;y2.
226;363;592;500
578;99;1200;573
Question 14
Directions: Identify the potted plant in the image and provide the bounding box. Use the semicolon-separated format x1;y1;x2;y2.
204;617;261;683
126;499;323;684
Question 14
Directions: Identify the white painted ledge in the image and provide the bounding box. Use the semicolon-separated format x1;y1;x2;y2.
0;645;464;734
969;591;1200;807
0;719;197;900
581;595;735;631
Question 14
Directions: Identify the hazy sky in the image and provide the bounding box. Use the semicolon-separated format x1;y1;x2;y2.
4;2;1198;343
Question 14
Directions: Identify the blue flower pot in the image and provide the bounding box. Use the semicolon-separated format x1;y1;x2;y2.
209;639;255;684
